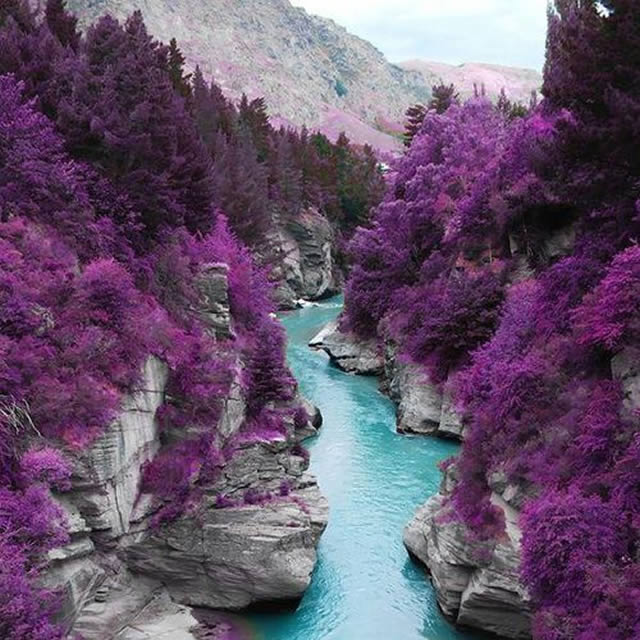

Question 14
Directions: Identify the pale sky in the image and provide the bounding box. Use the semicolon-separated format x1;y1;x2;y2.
292;1;548;70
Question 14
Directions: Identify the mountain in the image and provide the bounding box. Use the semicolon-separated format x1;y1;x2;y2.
66;1;542;151
66;0;430;151
399;60;542;104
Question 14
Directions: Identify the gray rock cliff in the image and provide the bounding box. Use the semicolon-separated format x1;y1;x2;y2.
309;319;384;375
42;262;327;638
263;209;341;309
309;321;464;438
404;490;531;639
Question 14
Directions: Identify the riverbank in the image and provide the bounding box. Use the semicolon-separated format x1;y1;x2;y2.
245;298;485;640
309;309;532;639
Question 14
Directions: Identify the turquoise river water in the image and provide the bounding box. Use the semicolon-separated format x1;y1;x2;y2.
243;298;485;640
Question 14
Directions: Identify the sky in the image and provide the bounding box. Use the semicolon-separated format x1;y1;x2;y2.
292;1;548;70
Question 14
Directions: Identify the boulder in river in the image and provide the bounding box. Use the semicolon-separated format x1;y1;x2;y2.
125;481;328;610
309;319;384;375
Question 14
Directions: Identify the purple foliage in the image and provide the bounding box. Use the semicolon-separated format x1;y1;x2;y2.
0;4;344;634
243;322;295;417
214;494;237;509
243;487;273;507
191;66;384;248
390;267;506;382
340;2;640;636
293;406;310;431
291;443;310;465
0;448;70;640
573;245;640;351
343;99;507;339
19;448;71;491
279;480;292;497
234;409;288;445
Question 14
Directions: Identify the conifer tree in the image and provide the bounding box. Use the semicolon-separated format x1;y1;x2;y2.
192;66;234;146
168;37;192;99
496;88;528;120
57;12;214;239
210;131;270;243
429;81;459;114
238;95;271;159
0;0;34;31
45;0;80;50
403;103;427;148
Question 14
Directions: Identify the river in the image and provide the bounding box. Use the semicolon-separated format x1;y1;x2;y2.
243;298;484;640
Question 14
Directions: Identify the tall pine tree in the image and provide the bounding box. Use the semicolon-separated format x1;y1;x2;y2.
45;0;80;50
57;12;214;239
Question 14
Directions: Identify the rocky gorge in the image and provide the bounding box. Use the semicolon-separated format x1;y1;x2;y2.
309;292;640;640
42;265;328;640
3;2;638;639
310;321;531;638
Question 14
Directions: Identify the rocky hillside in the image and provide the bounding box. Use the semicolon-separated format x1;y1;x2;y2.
45;278;328;639
399;60;542;104
66;0;430;151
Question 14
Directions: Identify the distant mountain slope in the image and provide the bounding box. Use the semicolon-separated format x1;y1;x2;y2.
399;60;542;104
67;0;430;150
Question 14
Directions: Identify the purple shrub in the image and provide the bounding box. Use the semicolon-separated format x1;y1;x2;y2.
521;490;636;640
0;448;71;640
391;267;506;382
243;488;273;507
235;409;288;445
573;245;640;351
291;443;310;465
155;326;232;431
18;448;71;491
243;322;295;417
293;406;310;431
343;99;507;339
337;3;640;636
45;0;80;51
279;480;292;497
214;494;236;509
0;5;357;635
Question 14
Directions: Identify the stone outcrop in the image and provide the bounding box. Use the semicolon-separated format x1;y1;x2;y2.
264;209;340;309
70;356;169;545
612;346;640;425
115;590;200;640
309;319;384;375
125;430;328;611
43;355;170;631
196;262;233;339
42;261;327;638
404;491;531;639
126;482;327;610
385;349;464;439
309;321;465;438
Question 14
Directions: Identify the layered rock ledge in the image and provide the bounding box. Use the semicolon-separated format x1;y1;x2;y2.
262;209;341;310
42;264;328;639
404;492;531;639
309;320;463;438
309;320;384;375
384;347;464;439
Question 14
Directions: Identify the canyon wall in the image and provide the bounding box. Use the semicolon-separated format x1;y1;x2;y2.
262;209;341;309
43;263;328;640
